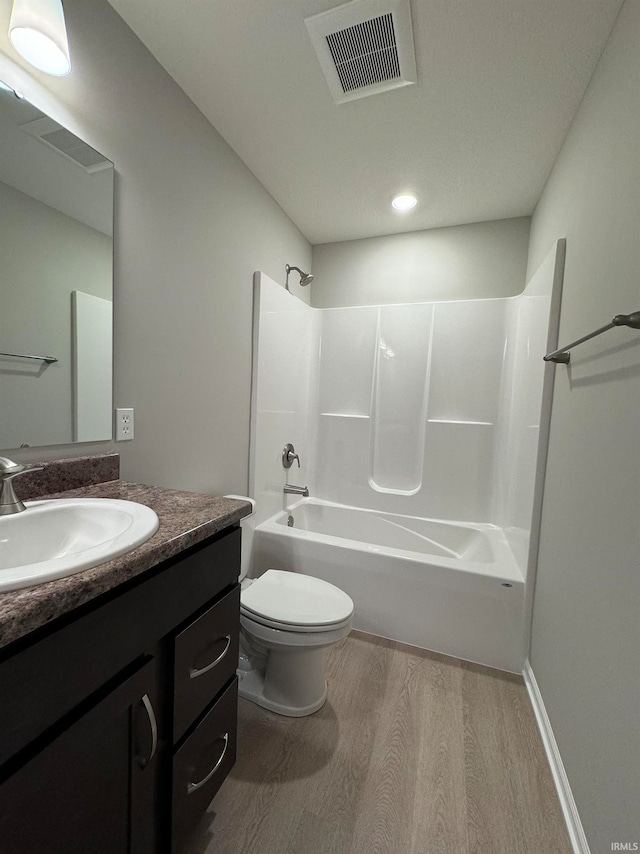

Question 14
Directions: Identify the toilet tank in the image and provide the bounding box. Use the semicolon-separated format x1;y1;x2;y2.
224;496;256;581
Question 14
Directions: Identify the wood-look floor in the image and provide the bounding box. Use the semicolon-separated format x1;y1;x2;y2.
185;631;572;854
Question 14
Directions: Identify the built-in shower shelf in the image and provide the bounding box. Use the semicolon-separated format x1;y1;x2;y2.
428;419;494;426
320;412;370;419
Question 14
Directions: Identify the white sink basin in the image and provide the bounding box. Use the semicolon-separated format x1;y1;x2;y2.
0;498;160;592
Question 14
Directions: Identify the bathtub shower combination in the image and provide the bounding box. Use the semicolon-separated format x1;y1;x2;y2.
249;244;564;674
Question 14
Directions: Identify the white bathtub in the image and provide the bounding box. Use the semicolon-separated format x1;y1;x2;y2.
250;499;526;672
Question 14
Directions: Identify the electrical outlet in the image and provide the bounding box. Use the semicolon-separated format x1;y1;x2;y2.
115;408;134;441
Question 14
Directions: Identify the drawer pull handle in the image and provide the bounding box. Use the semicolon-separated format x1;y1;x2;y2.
189;635;232;679
187;733;229;794
137;693;158;769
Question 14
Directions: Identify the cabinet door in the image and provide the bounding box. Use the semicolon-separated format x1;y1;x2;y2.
0;658;158;854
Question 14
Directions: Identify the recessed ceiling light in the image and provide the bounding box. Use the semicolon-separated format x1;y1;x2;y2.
392;193;417;211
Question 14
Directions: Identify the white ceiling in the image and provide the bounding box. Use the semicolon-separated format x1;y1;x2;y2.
107;0;623;245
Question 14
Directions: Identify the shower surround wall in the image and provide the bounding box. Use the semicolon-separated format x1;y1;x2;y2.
248;275;319;529
316;299;505;523
250;249;562;668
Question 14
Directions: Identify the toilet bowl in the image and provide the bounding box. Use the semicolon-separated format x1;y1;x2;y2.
238;569;354;717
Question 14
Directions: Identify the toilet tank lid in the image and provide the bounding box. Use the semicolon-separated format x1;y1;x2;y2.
223;494;256;515
241;569;354;626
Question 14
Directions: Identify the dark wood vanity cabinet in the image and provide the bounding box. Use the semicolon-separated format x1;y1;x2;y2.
0;526;241;854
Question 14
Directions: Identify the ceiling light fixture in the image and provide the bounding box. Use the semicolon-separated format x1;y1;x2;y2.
392;193;418;211
9;0;71;77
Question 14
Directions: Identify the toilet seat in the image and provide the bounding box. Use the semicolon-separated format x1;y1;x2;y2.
240;569;353;632
241;608;353;634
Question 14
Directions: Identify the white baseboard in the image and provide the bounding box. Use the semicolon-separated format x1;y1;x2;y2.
522;660;590;854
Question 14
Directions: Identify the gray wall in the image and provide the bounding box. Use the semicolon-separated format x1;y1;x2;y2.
526;0;639;849
0;181;112;448
0;0;311;493
311;217;531;307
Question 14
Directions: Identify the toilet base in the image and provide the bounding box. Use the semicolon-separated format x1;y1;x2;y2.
238;610;352;718
238;667;327;717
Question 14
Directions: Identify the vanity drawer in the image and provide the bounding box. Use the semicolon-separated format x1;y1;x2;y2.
172;677;237;853
173;584;239;742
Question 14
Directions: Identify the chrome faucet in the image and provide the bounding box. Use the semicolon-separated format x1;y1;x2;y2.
284;484;309;497
0;457;43;515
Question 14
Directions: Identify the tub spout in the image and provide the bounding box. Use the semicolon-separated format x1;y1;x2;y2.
284;484;309;497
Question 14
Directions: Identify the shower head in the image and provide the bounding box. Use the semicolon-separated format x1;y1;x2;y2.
285;264;314;290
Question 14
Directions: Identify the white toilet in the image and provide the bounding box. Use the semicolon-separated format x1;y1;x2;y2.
238;569;354;716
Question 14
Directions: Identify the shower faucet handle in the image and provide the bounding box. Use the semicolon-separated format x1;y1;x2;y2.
282;444;300;469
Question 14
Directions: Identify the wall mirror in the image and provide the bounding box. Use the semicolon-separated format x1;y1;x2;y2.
0;86;114;450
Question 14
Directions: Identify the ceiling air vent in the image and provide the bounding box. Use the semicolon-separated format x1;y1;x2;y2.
19;117;112;173
305;0;416;105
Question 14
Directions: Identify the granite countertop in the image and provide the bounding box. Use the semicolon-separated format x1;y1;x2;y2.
0;480;252;651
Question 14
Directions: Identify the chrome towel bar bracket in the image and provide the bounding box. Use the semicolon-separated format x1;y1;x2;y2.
544;311;640;364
